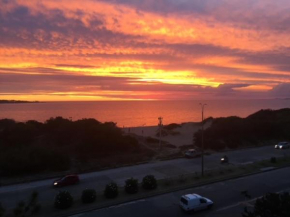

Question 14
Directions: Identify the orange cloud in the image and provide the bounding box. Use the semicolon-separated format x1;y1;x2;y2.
1;0;290;100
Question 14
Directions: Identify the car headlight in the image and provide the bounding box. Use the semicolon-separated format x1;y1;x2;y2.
221;158;224;161
280;146;283;149
54;182;58;185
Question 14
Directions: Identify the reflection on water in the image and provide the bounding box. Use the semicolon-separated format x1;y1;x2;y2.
0;100;290;127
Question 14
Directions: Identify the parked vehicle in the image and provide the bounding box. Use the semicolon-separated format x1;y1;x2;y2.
180;193;213;213
220;155;229;164
185;149;201;158
53;174;80;187
275;142;290;149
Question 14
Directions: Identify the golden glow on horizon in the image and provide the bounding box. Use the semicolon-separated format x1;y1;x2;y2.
1;0;290;100
233;85;273;92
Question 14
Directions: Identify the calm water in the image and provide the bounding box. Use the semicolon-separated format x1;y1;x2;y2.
0;100;290;127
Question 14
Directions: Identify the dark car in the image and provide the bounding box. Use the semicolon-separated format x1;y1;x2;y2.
53;175;80;187
220;155;229;164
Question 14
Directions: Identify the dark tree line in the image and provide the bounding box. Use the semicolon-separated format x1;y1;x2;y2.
243;192;290;217
194;109;290;150
0;117;141;176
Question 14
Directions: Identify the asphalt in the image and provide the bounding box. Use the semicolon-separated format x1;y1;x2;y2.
71;167;290;217
0;145;289;211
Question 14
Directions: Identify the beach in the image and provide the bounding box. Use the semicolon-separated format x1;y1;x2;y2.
124;121;212;148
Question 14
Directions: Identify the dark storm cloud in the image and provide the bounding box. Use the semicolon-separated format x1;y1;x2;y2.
0;3;140;50
215;83;251;96
270;83;290;98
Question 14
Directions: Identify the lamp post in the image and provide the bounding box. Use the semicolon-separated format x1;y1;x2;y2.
200;103;207;177
158;117;163;151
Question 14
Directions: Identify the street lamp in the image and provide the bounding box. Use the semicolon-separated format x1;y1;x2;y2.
200;103;207;177
158;117;163;151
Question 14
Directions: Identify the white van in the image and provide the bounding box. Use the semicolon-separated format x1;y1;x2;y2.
180;193;213;212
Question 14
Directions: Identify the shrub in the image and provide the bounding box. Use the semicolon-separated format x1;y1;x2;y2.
104;183;118;199
125;178;139;194
163;123;181;130
142;175;157;190
243;192;290;217
13;191;41;217
54;191;73;209
270;157;277;163
0;203;5;217
82;189;96;204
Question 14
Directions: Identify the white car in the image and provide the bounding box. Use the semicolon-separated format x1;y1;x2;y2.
275;142;290;149
185;149;201;158
180;193;213;213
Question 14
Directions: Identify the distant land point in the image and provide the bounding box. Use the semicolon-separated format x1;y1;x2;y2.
0;100;41;104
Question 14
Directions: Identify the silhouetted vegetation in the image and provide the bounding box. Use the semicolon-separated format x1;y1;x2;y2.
0;203;5;217
81;189;96;204
0;100;40;104
13;191;41;217
142;175;157;190
194;109;290;150
104;183;119;199
54;191;73;209
270;157;277;163
0;117;149;177
242;192;290;217
163;123;181;130
125;178;139;194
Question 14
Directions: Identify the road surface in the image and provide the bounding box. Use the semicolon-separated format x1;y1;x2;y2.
71;167;290;217
0;145;289;211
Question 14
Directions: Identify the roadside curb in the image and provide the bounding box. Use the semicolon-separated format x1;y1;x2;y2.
52;165;290;217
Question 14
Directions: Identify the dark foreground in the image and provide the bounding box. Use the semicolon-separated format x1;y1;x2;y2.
71;167;290;217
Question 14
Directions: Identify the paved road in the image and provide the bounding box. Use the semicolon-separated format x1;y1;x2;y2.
0;146;289;210
71;167;290;217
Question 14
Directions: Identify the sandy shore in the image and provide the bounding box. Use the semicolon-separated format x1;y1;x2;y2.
123;121;212;147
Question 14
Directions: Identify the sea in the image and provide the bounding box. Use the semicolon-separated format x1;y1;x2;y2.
0;100;290;127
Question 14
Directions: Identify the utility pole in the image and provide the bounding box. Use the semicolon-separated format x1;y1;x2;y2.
200;103;207;177
158;117;163;151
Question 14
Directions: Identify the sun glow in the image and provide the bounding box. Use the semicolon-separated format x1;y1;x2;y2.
1;0;290;100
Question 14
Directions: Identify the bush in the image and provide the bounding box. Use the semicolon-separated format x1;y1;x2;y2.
13;191;41;217
54;191;73;209
142;175;157;190
104;183;118;199
0;203;5;217
270;157;277;163
82;189;96;204
243;192;290;217
163;123;181;130
125;178;139;194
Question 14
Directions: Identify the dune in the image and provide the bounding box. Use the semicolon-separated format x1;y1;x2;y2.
124;121;212;147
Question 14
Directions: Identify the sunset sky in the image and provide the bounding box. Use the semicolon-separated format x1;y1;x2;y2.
1;0;290;101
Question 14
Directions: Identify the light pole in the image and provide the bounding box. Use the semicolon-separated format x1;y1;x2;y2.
200;103;207;177
158;117;163;151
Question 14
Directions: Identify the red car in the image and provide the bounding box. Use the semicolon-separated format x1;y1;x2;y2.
53;175;80;187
